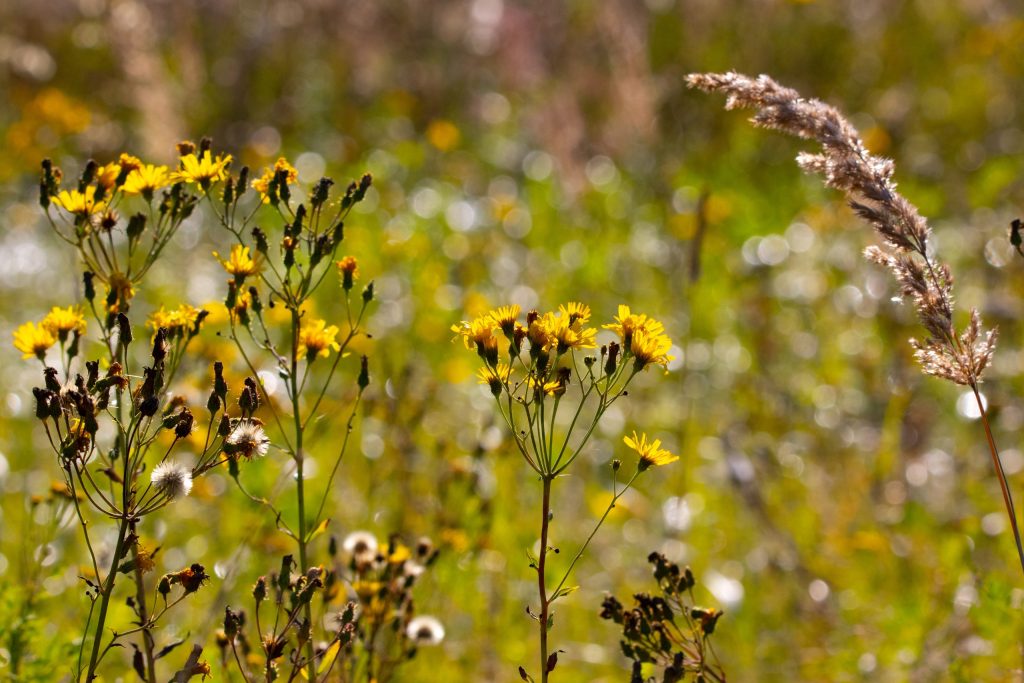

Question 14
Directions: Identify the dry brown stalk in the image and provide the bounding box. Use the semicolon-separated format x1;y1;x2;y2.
688;71;1022;577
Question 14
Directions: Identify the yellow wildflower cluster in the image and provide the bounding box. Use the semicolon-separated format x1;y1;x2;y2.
603;305;674;370
12;306;87;359
453;302;672;371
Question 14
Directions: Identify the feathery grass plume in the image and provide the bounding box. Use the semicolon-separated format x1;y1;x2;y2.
687;71;1022;577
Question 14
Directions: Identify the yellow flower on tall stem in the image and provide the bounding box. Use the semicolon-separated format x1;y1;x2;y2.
13;322;56;360
297;319;340;360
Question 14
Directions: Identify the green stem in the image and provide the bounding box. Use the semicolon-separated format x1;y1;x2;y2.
85;514;131;682
537;475;553;683
290;307;318;682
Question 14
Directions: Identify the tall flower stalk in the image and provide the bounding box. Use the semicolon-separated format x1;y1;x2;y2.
452;303;678;681
25;154;233;681
197;144;376;681
687;72;1017;574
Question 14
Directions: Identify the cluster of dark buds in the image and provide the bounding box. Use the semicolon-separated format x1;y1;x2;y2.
600;553;725;683
219;533;441;683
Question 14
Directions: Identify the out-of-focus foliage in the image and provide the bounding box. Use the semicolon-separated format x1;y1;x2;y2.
0;0;1023;681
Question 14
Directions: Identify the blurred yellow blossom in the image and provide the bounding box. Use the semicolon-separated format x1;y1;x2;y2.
298;319;340;359
41;306;86;341
13;321;56;360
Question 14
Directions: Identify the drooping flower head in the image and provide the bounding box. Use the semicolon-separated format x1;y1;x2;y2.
477;363;513;395
13;321;56;360
624;431;679;471
297;318;341;360
451;316;499;364
151;461;194;499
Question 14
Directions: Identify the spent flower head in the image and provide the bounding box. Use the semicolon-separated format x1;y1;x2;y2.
151;461;194;499
405;616;445;646
224;419;270;459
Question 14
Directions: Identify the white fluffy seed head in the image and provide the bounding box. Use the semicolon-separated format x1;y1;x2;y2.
342;531;378;561
226;420;270;459
406;615;445;646
151;461;193;499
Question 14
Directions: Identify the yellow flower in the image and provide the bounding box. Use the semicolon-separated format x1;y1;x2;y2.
558;302;591;326
630;329;674;370
52;187;105;216
451;316;499;352
548;314;596;352
603;305;666;344
13;321;56;360
298;319;340;360
527;376;563;396
251;157;298;201
623;431;679;471
488;305;520;334
476;363;512;385
41;306;86;341
122;164;172;196
337;255;359;290
95;162;122;190
173;151;232;187
214;245;261;281
526;312;555;351
148;304;204;339
336;256;359;277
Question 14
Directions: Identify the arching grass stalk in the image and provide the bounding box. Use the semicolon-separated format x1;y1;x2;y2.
688;72;1021;576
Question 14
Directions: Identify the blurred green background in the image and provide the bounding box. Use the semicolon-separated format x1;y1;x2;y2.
1;0;1024;680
